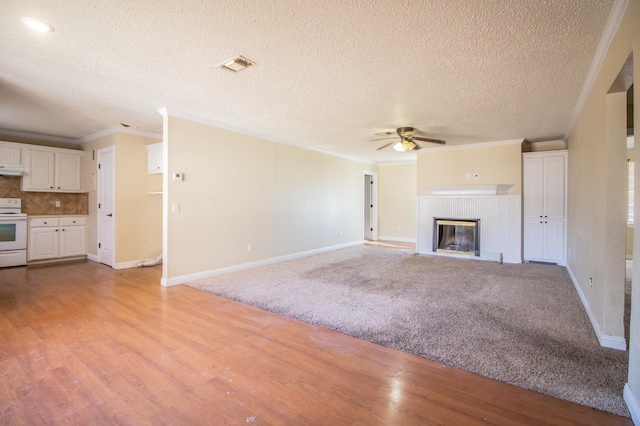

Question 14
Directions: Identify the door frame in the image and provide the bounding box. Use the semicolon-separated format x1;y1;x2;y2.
363;171;378;241
97;146;116;267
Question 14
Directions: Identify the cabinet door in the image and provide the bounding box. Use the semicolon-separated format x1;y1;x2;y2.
60;226;87;257
543;156;565;220
523;219;544;260
0;145;22;166
29;227;59;260
146;143;163;174
56;153;82;191
543;220;565;263
23;150;55;191
523;158;544;219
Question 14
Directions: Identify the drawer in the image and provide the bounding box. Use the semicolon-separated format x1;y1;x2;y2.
60;217;86;226
30;218;60;227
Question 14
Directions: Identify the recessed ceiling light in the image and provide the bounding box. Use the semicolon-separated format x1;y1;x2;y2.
20;17;55;33
217;55;256;73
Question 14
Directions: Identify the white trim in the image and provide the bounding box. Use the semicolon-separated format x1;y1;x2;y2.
566;265;627;350
416;139;524;154
87;253;99;263
378;236;416;243
157;107;374;165
624;384;640;425
565;0;630;140
161;241;363;287
0;128;80;145
423;184;513;196
80;126;162;143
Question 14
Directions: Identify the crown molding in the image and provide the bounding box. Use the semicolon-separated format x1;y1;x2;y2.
565;0;630;140
157;107;375;165
417;139;524;154
80;126;162;143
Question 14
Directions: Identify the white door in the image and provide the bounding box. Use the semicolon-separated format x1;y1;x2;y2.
97;147;115;267
543;220;565;263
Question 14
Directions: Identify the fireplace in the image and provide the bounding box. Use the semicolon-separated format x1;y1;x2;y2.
433;218;480;256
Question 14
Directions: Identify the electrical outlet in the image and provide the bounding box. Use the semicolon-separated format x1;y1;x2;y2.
247;244;253;252
465;173;470;180
172;202;180;213
55;201;60;208
338;232;342;237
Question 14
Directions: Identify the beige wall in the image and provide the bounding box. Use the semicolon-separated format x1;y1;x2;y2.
162;114;377;280
416;141;523;195
566;0;640;403
378;163;416;240
82;132;162;264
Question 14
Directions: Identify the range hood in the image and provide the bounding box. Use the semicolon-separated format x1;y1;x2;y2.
0;165;24;176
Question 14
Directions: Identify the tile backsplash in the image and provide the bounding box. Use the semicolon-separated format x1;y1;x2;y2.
0;175;88;215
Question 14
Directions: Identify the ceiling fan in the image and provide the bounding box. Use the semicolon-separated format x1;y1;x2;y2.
372;127;446;152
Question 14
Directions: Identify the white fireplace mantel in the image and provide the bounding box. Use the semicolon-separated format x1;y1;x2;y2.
423;184;513;196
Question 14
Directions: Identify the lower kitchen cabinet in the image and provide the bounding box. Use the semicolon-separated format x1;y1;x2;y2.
28;216;87;261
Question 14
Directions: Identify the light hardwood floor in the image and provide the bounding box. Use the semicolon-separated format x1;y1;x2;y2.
0;261;632;425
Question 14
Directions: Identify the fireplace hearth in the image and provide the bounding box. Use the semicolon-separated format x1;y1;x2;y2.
433;218;480;256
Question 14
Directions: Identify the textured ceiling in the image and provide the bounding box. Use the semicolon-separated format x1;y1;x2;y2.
0;0;615;163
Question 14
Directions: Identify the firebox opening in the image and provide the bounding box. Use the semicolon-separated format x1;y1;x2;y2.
433;218;480;256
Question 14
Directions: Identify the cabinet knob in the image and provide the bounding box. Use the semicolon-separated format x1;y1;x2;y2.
55;229;58;232
50;186;53;189
44;221;47;224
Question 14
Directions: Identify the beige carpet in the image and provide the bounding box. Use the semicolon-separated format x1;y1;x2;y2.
187;245;629;417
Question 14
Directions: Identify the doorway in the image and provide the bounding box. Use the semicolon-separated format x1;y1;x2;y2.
97;146;115;267
363;171;378;241
625;83;634;344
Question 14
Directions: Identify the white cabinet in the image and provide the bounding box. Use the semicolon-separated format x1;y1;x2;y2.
22;148;83;192
146;142;163;174
0;142;22;166
28;216;87;262
523;150;567;264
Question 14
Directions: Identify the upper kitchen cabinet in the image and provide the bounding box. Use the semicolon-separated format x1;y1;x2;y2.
146;142;163;174
0;142;22;166
22;147;83;192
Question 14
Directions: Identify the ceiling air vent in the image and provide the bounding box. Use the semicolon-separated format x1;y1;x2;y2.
218;55;256;73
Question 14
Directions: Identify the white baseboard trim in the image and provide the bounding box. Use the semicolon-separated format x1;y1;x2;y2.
87;254;99;263
624;384;640;424
378;236;416;243
162;240;363;287
566;265;627;351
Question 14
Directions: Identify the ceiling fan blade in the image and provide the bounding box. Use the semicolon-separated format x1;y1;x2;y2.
412;136;446;145
370;137;398;142
376;142;395;150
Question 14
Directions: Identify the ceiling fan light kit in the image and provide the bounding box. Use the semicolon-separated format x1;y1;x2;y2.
373;127;446;152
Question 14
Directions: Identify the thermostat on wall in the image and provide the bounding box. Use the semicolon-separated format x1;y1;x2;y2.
172;172;183;181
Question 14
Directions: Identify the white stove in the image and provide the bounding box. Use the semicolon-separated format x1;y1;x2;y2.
0;198;27;267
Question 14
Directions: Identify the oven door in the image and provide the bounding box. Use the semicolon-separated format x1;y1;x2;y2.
0;217;27;251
